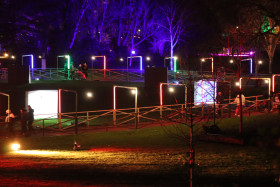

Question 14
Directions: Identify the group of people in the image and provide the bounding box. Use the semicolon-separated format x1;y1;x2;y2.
215;91;246;117
5;105;34;137
70;63;88;80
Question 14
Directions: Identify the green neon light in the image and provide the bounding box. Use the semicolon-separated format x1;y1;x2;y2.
65;55;70;69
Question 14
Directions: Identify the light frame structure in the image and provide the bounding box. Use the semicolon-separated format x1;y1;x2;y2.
58;89;78;133
127;56;143;71
0;92;10;121
164;57;178;72
159;83;187;106
194;80;217;105
238;77;271;97
57;55;71;70
22;54;34;69
272;74;280;93
91;55;106;70
241;58;253;74
113;86;138;113
201;57;214;73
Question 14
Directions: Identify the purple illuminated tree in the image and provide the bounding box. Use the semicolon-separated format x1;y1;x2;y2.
151;1;187;62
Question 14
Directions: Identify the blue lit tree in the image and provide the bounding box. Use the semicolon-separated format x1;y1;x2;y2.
151;1;187;62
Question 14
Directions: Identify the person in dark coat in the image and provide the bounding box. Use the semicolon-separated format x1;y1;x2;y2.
27;105;34;133
20;108;28;136
216;91;224;117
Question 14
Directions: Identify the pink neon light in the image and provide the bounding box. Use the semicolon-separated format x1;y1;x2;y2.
58;89;62;113
214;53;253;57
239;78;242;90
160;83;186;106
113;86;116;110
160;84;163;106
211;58;214;73
104;56;106;70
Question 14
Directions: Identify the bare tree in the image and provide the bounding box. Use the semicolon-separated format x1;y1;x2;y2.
152;1;186;62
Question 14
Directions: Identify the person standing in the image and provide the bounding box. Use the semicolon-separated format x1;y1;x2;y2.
216;91;224;117
234;93;245;116
82;63;88;79
5;109;16;137
27;105;34;134
20;109;28;136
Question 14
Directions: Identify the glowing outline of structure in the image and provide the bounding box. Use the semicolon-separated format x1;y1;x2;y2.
272;74;280;93
22;54;34;69
113;86;138;125
241;58;253;74
127;56;143;71
0;92;10;121
159;83;187;106
57;55;71;70
164;57;178;72
58;89;78;132
239;77;271;97
195;80;217;105
201;57;214;73
91;56;106;70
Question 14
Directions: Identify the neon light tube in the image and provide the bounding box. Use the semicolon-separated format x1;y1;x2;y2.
22;54;34;69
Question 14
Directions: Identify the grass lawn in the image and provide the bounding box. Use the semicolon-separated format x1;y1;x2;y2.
0;113;280;186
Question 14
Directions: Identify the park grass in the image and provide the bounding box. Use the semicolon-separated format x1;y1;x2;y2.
1;112;280;151
1;113;280;186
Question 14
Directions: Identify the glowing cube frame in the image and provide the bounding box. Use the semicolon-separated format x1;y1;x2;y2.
194;80;217;105
22;54;34;69
127;56;143;71
91;56;106;70
27;90;58;119
164;57;178;72
238;77;271;98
